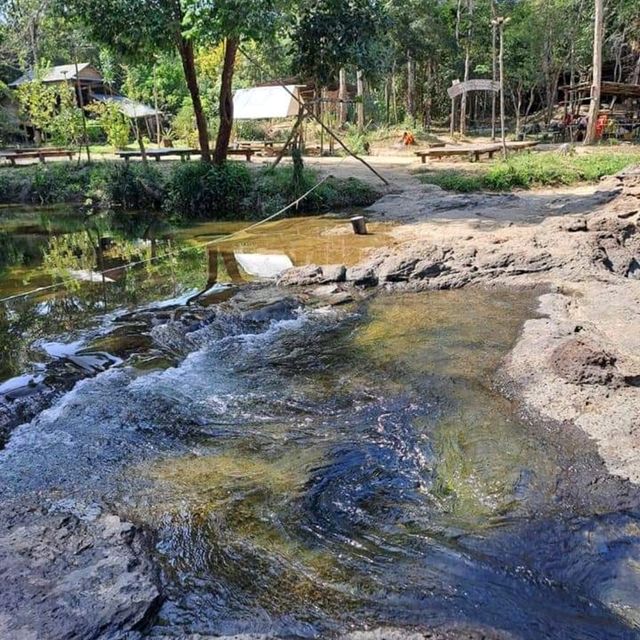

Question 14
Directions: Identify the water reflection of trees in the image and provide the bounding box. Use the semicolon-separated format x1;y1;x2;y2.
1;237;209;381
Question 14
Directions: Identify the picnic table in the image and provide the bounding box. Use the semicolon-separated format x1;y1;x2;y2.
117;148;256;163
0;148;76;165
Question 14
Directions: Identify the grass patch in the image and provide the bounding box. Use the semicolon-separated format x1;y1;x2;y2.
417;149;640;192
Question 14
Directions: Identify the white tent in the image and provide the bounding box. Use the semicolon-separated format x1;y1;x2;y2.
233;85;303;120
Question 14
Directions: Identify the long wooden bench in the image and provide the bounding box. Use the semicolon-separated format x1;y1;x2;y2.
415;140;540;164
415;144;502;164
117;148;200;163
1;149;75;165
226;148;256;161
117;148;256;163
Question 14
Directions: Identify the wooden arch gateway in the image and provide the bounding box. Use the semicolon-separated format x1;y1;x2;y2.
448;79;500;135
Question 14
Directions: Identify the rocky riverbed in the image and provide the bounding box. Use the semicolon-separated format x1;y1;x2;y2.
278;167;640;484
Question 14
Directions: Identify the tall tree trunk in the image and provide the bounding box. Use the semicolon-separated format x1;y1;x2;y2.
459;0;474;135
356;69;365;131
632;53;640;84
178;37;211;162
585;0;604;145
491;0;497;140
424;60;433;129
406;55;416;123
214;38;239;165
338;67;348;125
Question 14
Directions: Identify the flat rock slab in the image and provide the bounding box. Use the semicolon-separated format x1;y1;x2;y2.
0;506;161;640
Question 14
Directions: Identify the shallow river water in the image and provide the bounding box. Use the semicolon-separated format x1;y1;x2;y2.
1;207;640;639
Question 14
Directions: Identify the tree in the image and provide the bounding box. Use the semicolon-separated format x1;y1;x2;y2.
584;0;604;145
58;0;212;161
182;0;285;164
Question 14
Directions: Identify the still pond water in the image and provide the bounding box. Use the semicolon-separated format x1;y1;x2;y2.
1;205;640;639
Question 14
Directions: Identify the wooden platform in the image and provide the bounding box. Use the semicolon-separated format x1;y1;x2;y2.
415;145;502;164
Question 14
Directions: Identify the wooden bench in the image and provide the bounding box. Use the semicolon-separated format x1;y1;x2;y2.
1;149;75;165
227;148;255;162
415;144;502;164
117;148;200;163
117;148;256;163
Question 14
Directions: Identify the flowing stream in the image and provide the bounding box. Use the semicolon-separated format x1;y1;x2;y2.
1;283;639;639
1;207;640;639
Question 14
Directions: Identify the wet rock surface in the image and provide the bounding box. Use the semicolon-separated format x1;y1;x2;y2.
0;504;161;640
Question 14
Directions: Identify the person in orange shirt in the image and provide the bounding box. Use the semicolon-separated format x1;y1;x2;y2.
402;131;416;146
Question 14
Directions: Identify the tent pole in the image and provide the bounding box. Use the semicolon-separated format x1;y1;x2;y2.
238;46;389;186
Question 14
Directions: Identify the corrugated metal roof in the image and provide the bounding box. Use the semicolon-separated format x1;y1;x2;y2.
10;63;98;87
92;94;160;119
233;85;302;120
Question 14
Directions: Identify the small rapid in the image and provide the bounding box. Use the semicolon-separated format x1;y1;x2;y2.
1;288;639;639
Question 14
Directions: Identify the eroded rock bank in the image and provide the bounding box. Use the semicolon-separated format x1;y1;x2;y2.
278;168;640;483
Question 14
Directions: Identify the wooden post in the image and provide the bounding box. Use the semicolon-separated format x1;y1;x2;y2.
356;69;365;131
153;64;162;146
491;0;497;141
351;216;368;235
450;97;456;135
493;16;510;160
584;0;604;145
73;56;91;163
339;68;348;125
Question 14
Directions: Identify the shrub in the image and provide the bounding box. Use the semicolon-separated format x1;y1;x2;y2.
164;161;252;218
87;101;131;149
92;163;165;211
234;120;267;141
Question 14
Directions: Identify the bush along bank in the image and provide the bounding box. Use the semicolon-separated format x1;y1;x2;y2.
0;160;381;220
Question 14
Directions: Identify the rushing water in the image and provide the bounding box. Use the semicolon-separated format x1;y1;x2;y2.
2;282;639;639
2;206;640;638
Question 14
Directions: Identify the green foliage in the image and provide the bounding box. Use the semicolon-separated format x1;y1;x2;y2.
87;100;131;149
292;0;389;84
15;72;84;146
342;124;371;155
171;98;200;147
234;120;268;141
0;158;378;220
91;163;165;211
48;84;85;147
417;151;640;192
164;161;253;218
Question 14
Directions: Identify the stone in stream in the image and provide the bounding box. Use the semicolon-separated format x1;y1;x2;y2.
0;506;162;640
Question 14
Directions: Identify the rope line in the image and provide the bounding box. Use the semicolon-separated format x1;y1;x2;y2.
0;165;342;305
